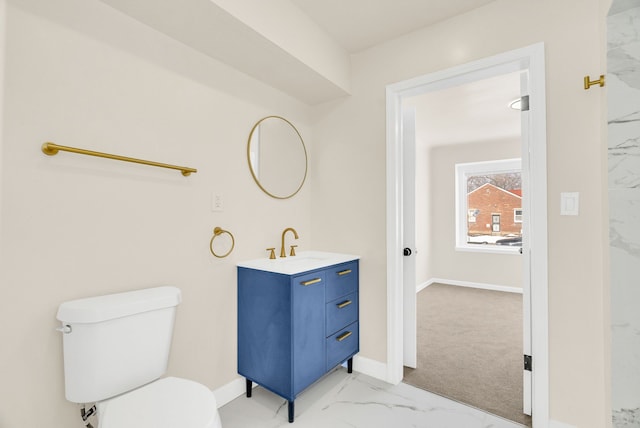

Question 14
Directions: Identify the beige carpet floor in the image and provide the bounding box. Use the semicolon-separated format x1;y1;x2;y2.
403;283;532;426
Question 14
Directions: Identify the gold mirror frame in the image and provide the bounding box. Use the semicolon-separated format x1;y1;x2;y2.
247;116;308;199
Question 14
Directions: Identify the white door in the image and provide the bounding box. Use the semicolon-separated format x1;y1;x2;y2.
402;107;417;369
519;76;533;415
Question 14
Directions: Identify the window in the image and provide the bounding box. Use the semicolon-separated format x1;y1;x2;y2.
514;209;523;223
455;159;522;253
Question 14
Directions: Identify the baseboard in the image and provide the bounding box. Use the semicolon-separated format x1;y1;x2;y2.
416;281;431;293
212;376;252;408
352;355;387;381
213;356;389;408
420;278;523;294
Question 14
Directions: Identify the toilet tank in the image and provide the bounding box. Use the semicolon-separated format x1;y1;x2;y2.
56;286;182;403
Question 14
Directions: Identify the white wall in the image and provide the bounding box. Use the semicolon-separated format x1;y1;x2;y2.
424;139;522;288
405;76;523;289
0;0;5;241
310;1;610;426
0;0;313;426
0;0;617;427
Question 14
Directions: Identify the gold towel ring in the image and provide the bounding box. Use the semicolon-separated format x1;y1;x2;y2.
209;227;235;258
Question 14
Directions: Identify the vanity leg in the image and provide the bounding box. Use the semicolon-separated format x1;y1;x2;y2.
288;400;294;423
246;379;252;398
347;357;353;374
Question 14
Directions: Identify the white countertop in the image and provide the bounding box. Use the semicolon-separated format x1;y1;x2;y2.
237;251;359;275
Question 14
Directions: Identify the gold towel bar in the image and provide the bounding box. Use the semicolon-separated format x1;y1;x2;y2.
41;142;197;176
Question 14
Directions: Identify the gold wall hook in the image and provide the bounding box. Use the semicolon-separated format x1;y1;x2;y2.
584;75;605;90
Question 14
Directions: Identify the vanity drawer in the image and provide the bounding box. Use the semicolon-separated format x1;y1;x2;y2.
326;322;359;371
325;261;358;302
326;293;358;336
293;271;326;289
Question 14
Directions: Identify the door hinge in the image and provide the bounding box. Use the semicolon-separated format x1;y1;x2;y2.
521;95;530;111
524;354;532;371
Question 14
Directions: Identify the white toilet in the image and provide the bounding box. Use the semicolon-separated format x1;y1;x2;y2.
56;286;222;428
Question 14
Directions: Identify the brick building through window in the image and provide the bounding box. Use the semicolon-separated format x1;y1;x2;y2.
467;183;522;236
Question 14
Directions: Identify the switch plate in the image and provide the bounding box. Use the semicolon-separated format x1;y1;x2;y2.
212;193;223;212
560;192;579;216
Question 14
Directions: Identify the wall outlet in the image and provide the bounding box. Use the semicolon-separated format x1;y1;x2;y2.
212;193;223;212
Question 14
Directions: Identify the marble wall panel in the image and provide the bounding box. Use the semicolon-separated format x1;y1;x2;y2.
608;2;640;426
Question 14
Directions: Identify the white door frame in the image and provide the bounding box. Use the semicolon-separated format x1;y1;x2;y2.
385;43;549;426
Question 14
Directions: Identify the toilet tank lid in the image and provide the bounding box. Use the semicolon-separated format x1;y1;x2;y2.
57;286;182;324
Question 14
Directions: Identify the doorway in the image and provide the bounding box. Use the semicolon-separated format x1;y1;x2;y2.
385;43;549;425
401;69;527;424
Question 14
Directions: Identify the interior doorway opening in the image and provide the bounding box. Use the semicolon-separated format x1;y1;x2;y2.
386;43;549;426
400;69;528;424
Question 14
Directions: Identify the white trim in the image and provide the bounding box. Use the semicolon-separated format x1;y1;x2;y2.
386;82;405;385
212;377;251;408
352;355;388;381
455;244;521;255
416;281;431;293
386;43;549;426
422;278;523;294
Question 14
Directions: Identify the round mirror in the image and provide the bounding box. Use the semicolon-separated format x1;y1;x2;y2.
247;116;308;199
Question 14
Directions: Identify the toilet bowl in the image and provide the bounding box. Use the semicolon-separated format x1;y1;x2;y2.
56;286;222;428
98;377;222;428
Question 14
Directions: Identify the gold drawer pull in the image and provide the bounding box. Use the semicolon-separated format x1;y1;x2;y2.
337;269;352;276
337;300;352;309
336;331;352;342
301;278;322;286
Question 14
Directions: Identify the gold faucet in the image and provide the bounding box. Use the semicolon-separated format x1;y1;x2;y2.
280;227;299;258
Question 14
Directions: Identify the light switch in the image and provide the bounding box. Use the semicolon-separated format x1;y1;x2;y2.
560;192;579;216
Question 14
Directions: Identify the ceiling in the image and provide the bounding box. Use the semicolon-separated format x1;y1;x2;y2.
97;0;517;137
290;0;498;53
404;71;522;147
289;0;520;147
97;0;504;105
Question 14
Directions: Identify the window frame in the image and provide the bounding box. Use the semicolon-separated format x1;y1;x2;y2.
454;158;522;254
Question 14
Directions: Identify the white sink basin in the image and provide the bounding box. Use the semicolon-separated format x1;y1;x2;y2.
237;251;359;275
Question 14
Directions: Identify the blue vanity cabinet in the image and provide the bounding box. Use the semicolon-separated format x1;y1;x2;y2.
237;259;359;423
324;262;359;371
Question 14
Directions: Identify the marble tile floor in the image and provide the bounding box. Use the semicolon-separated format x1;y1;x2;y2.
219;368;525;428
